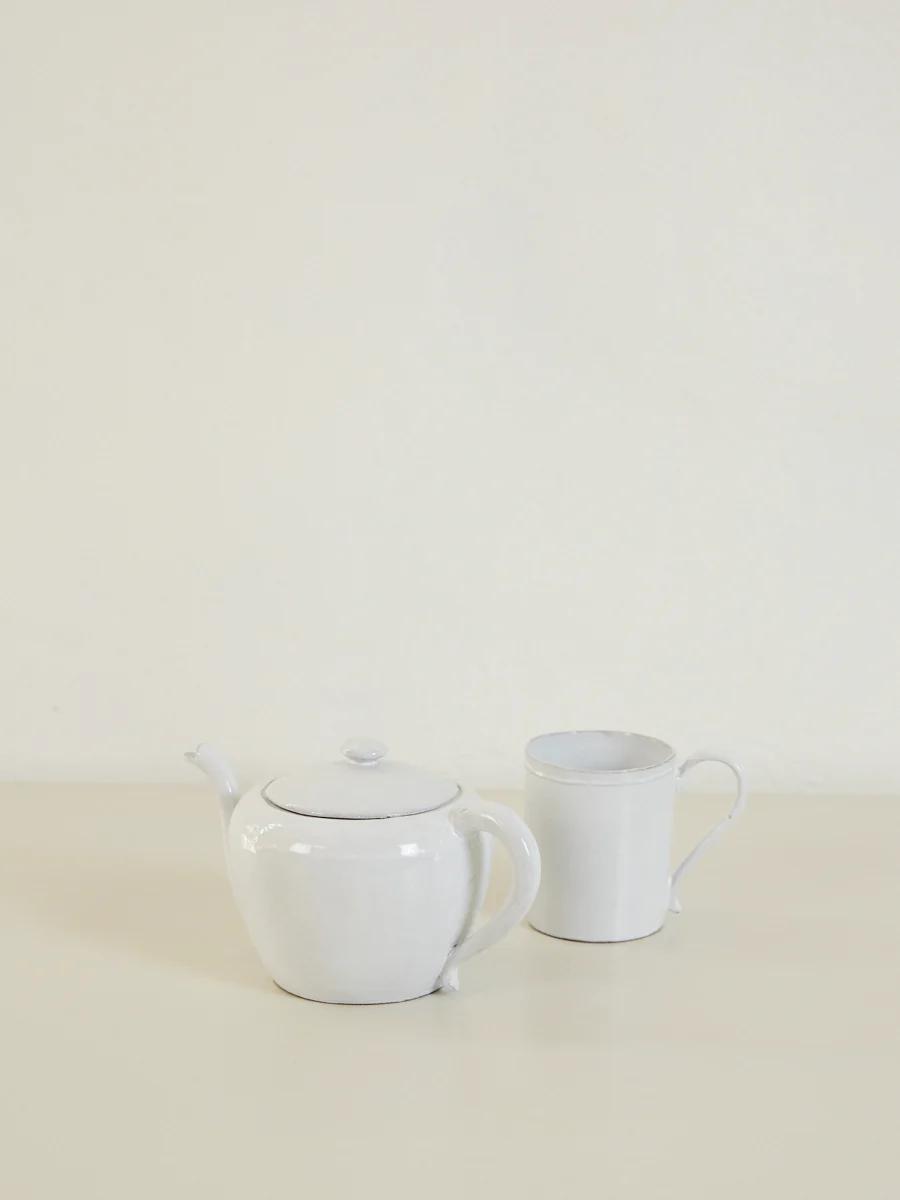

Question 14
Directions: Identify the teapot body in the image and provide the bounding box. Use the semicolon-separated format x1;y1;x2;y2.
226;786;491;1004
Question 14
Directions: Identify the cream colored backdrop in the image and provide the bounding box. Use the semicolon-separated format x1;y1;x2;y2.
2;2;898;791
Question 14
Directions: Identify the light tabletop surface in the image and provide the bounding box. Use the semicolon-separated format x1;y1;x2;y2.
4;784;898;1199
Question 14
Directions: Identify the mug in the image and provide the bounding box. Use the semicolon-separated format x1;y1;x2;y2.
524;730;746;942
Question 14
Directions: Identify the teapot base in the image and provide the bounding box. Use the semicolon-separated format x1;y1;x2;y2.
272;978;441;1005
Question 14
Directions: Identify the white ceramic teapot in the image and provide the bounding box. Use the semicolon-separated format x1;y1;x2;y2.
187;737;540;1004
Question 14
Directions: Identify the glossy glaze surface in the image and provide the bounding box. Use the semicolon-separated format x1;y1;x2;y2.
526;731;745;942
228;786;488;1002
189;746;540;1003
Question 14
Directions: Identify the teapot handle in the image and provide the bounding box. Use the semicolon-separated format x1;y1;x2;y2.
438;799;541;992
669;751;747;913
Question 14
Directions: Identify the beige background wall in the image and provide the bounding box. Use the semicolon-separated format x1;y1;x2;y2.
2;1;898;790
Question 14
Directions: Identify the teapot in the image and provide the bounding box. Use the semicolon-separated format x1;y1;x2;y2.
187;737;541;1004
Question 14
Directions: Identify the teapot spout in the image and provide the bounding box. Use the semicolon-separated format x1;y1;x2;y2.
185;744;241;826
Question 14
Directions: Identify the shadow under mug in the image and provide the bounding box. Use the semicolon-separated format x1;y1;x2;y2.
524;731;746;942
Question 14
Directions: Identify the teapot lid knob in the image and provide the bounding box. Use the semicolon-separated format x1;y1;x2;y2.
341;737;388;766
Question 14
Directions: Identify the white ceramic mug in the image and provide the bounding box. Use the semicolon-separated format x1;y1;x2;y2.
525;731;746;942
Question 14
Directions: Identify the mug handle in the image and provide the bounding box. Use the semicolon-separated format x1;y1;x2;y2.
669;751;746;913
438;800;541;992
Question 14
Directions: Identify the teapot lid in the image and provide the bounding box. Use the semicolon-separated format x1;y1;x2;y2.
262;738;460;819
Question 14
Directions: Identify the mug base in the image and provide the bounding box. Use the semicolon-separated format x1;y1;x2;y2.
528;920;665;944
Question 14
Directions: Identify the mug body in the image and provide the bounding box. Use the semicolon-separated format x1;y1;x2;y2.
525;731;677;942
227;789;489;1003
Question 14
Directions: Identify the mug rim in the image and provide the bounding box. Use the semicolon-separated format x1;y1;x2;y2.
525;729;676;784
